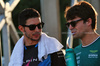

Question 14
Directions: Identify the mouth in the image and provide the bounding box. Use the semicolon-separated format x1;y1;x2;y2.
35;34;40;36
32;32;41;37
72;32;75;35
71;29;77;35
72;32;76;35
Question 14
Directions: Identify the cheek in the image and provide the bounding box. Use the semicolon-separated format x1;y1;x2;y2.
76;24;84;32
77;25;87;33
24;28;31;34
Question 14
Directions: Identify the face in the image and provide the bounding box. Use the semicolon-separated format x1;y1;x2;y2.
67;17;88;39
22;17;42;41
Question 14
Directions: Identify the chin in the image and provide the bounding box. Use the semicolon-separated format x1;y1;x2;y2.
34;38;40;41
32;37;41;41
73;36;78;39
30;38;39;41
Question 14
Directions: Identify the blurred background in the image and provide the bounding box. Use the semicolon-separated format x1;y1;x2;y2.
0;0;100;66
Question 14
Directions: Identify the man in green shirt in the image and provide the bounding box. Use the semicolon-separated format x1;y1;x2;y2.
64;1;100;66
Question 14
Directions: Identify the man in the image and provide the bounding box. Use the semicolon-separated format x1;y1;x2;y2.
65;1;100;66
9;8;66;66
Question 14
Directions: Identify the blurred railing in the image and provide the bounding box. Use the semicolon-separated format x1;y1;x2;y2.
0;0;20;66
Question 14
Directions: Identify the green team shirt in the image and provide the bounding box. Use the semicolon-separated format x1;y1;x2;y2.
74;37;100;66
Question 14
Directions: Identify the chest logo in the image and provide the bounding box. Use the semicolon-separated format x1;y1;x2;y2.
88;50;98;58
90;50;98;53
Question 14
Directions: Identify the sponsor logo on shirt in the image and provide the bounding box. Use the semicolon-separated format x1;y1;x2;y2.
89;50;98;53
23;58;38;64
88;50;98;58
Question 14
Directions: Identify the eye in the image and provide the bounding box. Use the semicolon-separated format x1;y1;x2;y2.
29;25;36;28
71;22;76;27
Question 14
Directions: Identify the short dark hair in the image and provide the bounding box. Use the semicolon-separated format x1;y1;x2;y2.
64;1;98;30
18;8;40;25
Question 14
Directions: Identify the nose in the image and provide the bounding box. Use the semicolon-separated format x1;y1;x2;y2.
69;24;74;30
34;26;40;31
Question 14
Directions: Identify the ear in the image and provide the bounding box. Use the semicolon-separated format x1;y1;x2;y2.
18;25;24;32
86;18;92;26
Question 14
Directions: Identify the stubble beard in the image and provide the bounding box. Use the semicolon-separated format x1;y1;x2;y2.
24;30;41;41
73;32;86;39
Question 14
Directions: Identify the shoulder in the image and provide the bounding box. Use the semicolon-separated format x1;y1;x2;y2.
50;50;66;66
50;50;64;57
95;37;100;43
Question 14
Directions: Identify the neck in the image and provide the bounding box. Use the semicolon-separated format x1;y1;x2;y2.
24;36;39;46
81;31;99;46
